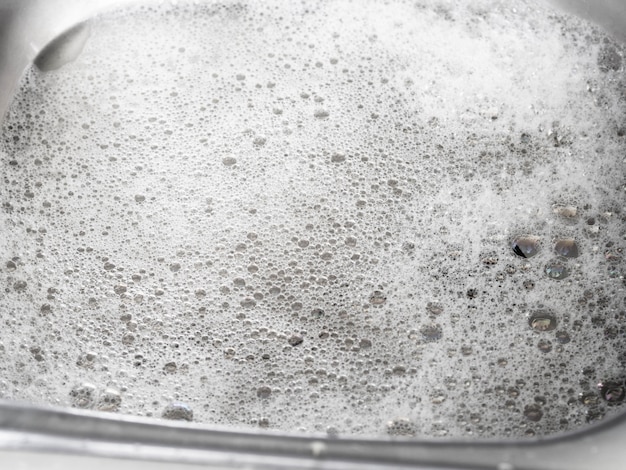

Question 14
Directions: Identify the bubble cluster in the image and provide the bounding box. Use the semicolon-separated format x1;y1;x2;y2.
0;0;625;439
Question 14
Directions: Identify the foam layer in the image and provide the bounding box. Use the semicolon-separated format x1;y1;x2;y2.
1;0;625;439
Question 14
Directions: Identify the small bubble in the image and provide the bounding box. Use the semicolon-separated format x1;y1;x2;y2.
554;239;579;258
256;385;272;398
314;109;329;119
121;332;135;345
222;156;237;166
537;339;552;353
6;260;16;272
598;381;625;404
511;236;540;258
162;402;194;421
523;404;543;422
555;331;571;344
134;194;146;203
163;361;177;373
420;324;443;342
169;263;181;272
579;391;599;406
311;308;324;318
331;152;346;163
40;304;52;315
528;310;557;332
104;262;115;271
240;298;256;308
545;260;569;280
288;334;304;346
369;290;386;305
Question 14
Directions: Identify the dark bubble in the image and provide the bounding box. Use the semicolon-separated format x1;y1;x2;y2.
545;260;569;280
598;381;625;404
555;331;571;343
554;238;579;258
34;21;91;72
523;404;543;422
537;339;552;353
163;362;177;373
104;262;116;271
511;236;540;258
528;309;557;332
288;334;304;346
579;391;600;406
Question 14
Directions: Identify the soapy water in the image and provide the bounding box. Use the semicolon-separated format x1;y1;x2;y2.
0;0;625;439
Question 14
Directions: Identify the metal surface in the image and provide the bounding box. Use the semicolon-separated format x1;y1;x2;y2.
546;0;626;43
0;400;624;469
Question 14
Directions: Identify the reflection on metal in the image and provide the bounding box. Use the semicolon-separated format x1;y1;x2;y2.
34;21;91;72
0;400;624;469
543;0;626;43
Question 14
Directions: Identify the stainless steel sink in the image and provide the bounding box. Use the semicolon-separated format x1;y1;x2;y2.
0;1;625;468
